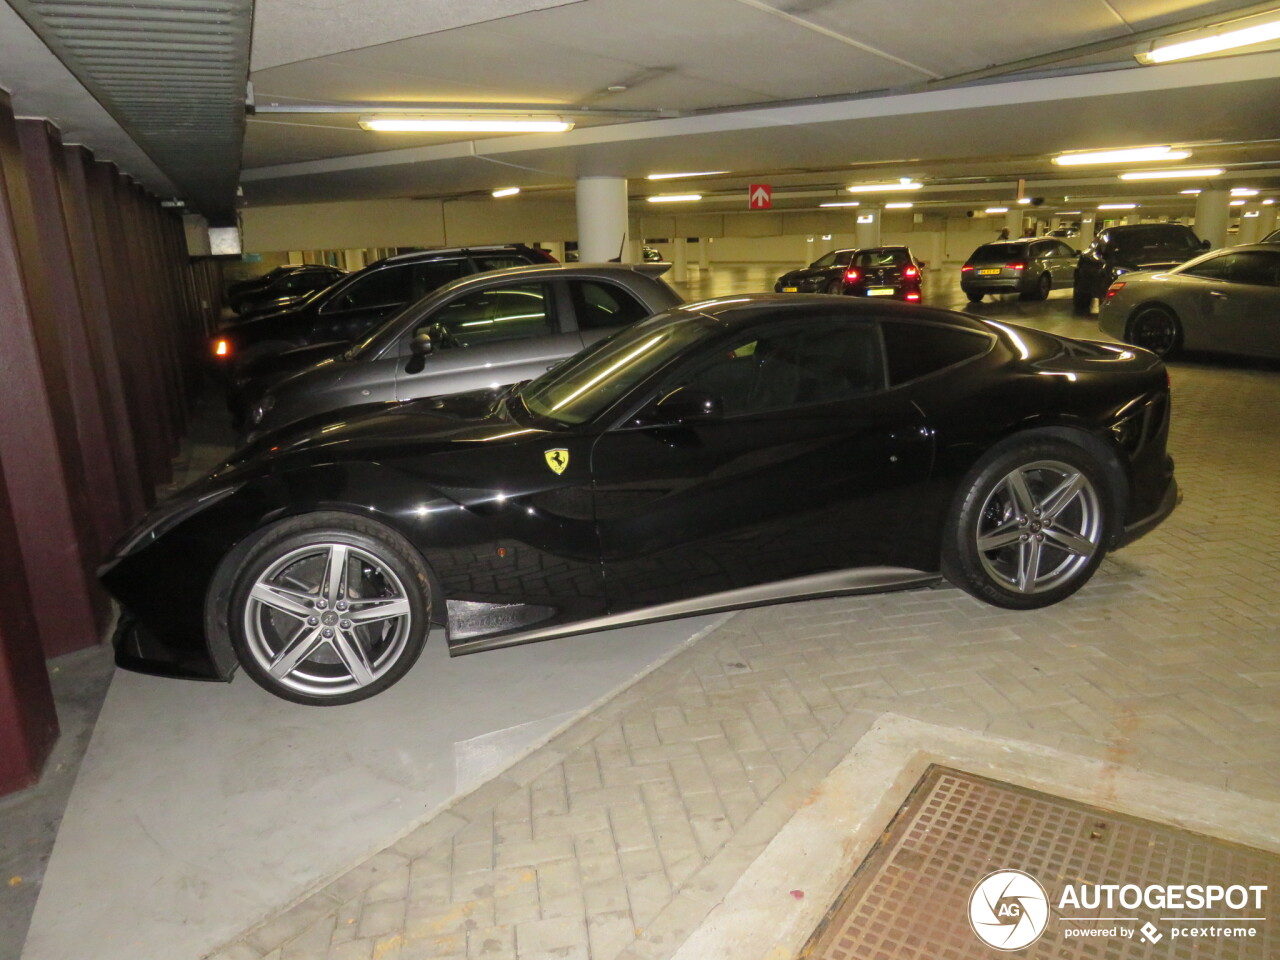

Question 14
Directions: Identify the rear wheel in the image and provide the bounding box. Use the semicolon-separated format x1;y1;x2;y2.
229;514;433;705
966;291;984;303
1126;305;1182;358
826;280;845;295
1023;272;1051;301
1071;279;1093;313
942;439;1112;609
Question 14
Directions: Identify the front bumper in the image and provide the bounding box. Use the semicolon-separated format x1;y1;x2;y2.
112;610;226;681
1116;458;1179;549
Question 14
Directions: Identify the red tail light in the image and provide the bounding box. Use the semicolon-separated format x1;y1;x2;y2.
903;265;919;278
1006;261;1026;271
905;292;921;301
213;338;231;359
1105;281;1126;299
845;268;860;282
961;265;974;273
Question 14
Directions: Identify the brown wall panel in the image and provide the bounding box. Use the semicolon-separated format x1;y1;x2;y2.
0;92;105;656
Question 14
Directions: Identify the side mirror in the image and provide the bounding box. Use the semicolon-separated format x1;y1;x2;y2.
411;328;435;357
1201;239;1212;249
648;387;723;424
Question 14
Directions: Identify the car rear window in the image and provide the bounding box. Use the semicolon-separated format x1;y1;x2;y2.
968;244;1027;264
881;321;992;385
852;249;910;268
1101;227;1200;261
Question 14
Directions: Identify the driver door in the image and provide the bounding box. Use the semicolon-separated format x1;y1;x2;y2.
589;316;933;614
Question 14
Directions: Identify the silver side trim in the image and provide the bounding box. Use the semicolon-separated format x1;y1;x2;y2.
445;566;939;656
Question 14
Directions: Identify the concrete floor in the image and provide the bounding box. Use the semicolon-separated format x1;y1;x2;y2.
8;262;1279;960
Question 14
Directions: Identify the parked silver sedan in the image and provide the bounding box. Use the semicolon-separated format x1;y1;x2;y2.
1098;244;1280;359
244;263;684;440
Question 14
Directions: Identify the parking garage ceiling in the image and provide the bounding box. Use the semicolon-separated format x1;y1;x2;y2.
2;0;1279;223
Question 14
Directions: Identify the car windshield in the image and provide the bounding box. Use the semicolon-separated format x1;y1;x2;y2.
1102;228;1200;261
517;311;717;425
968;243;1026;264
852;249;909;268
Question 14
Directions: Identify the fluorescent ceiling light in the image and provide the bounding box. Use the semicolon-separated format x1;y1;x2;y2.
1139;18;1280;64
647;194;701;203
1265;199;1276;205
1053;146;1190;166
1017;197;1032;204
884;202;913;209
819;201;861;208
1098;203;1138;210
359;116;574;133
1181;189;1202;195
646;170;729;180
1231;187;1259;196
491;187;520;198
845;181;922;193
985;206;1009;213
1057;211;1082;215
1119;168;1224;180
1229;199;1247;206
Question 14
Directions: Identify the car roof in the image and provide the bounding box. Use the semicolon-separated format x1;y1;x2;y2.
377;244;537;266
677;293;989;332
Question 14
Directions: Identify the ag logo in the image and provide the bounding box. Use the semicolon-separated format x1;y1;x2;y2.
544;448;569;475
968;869;1049;951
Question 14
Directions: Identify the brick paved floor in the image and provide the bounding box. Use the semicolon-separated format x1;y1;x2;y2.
209;357;1280;960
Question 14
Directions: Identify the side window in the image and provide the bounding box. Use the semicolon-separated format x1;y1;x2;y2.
811;251;838;269
1180;254;1237;281
324;266;414;313
412;259;467;298
570;280;653;331
673;320;883;417
472;253;530;273
1030;241;1050;260
881;321;992;386
1220;251;1280;286
1055;241;1077;259
421;282;554;348
834;250;854;266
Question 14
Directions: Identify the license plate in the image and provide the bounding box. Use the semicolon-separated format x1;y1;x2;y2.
977;268;1001;276
782;286;798;292
867;287;895;296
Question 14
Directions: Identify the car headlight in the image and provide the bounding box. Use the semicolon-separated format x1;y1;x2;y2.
251;393;276;425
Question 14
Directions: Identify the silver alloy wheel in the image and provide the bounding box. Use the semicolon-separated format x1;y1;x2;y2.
241;541;414;698
974;459;1103;594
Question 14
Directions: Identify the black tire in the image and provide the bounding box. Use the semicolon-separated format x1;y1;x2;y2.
826;280;845;295
941;439;1112;610
966;291;984;303
229;513;433;705
1024;272;1051;301
1071;281;1093;314
1126;305;1182;358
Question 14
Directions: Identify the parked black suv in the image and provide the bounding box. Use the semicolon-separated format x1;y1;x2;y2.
227;263;346;316
212;244;557;370
1073;223;1208;312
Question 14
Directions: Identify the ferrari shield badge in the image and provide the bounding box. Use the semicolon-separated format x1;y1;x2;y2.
544;448;569;475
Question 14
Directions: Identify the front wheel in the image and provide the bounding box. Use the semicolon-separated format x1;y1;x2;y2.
965;291;984;303
942;440;1112;609
1126;305;1182;358
229;514;432;705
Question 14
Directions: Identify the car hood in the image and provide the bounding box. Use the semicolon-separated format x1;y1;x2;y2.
223;387;543;472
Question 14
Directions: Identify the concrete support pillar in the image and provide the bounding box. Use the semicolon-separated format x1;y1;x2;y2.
1258;205;1278;236
1194;189;1231;249
699;238;710;270
1081;215;1096;241
576;177;630;262
671;237;688;283
1125;214;1141;225
1005;208;1023;238
856;209;880;248
804;235;816;265
1235;210;1262;245
342;249;365;272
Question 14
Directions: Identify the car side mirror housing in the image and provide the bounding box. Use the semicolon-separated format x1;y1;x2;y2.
1201;239;1212;249
647;387;723;424
411;328;435;356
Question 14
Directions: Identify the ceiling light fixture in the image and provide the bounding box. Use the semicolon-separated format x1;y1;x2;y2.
819;201;861;208
492;187;521;198
1229;199;1247;206
1181;189;1202;195
1098;203;1138;210
884;202;914;209
985;207;1009;213
1265;199;1276;205
358;116;574;133
1231;187;1259;196
646;170;729;180
1053;146;1190;166
845;180;923;193
647;194;702;203
1119;168;1224;180
1138;17;1280;64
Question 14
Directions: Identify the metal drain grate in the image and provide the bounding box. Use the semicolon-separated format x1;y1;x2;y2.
800;766;1276;959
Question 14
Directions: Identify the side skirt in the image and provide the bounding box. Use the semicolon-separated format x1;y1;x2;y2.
445;566;940;656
